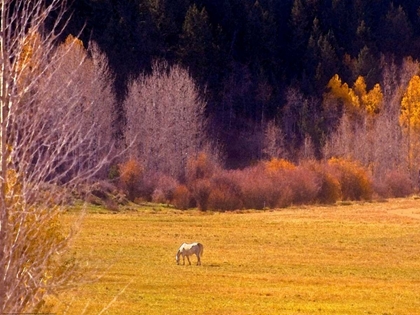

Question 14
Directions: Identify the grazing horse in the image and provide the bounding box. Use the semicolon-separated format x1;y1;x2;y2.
175;242;204;265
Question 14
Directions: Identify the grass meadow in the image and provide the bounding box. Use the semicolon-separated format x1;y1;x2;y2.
52;198;420;314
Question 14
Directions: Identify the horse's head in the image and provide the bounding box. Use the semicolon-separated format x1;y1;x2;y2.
175;251;180;264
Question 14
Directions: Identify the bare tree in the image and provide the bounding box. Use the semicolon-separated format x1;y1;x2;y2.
124;61;207;180
323;113;353;160
262;120;285;160
0;1;115;312
298;134;316;161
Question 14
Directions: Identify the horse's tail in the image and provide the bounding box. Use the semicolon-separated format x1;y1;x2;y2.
198;243;203;257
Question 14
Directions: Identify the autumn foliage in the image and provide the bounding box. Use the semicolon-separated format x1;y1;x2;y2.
327;158;372;201
172;185;191;210
326;74;383;118
4;170;80;312
118;159;144;201
186;153;219;210
112;153;416;211
166;155;375;211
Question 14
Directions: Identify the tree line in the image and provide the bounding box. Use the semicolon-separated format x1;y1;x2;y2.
67;0;420;167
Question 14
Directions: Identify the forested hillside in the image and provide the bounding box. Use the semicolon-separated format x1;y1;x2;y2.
66;0;420;167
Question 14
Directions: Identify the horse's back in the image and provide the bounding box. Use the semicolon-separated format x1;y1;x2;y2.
179;242;203;254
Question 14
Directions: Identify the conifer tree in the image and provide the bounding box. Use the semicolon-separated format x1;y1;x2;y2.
179;4;213;82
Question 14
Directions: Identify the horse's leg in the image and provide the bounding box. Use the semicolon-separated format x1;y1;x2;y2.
196;253;201;265
186;255;191;265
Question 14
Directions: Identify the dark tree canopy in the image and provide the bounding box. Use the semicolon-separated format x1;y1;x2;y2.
66;0;420;167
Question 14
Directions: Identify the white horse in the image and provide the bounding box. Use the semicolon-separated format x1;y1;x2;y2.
175;242;204;265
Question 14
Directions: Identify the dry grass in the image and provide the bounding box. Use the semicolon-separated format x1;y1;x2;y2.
52;199;420;314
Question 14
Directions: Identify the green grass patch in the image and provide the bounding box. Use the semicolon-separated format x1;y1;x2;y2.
52;199;420;314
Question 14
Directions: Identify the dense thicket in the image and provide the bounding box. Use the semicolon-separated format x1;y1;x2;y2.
67;0;420;167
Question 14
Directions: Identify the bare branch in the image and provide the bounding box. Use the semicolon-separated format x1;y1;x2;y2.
0;1;116;312
124;61;207;180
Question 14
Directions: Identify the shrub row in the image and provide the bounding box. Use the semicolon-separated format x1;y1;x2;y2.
175;156;375;211
115;155;415;211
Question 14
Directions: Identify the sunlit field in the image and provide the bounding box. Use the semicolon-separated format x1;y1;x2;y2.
53;198;420;314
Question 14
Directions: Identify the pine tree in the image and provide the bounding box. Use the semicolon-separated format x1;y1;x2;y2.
179;4;213;83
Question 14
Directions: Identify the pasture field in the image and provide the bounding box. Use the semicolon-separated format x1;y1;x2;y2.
53;198;420;314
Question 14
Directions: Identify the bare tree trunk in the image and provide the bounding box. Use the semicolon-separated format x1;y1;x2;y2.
0;0;10;307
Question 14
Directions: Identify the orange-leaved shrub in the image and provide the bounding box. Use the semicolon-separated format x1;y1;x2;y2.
283;166;320;206
172;184;191;210
119;159;143;201
207;170;243;211
264;158;295;174
186;152;219;183
186;152;220;210
301;160;341;204
328;157;372;200
231;164;279;209
193;179;211;211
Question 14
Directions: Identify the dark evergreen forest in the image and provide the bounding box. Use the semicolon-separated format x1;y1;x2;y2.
66;0;420;168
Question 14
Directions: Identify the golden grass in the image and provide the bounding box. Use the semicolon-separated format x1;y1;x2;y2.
52;199;420;314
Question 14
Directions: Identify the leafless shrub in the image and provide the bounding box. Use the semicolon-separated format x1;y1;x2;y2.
192;179;212;211
381;169;413;198
286;167;320;205
149;173;179;203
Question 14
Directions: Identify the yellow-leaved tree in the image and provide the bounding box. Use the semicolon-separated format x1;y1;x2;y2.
326;74;383;120
326;74;359;112
323;74;384;170
400;75;420;174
